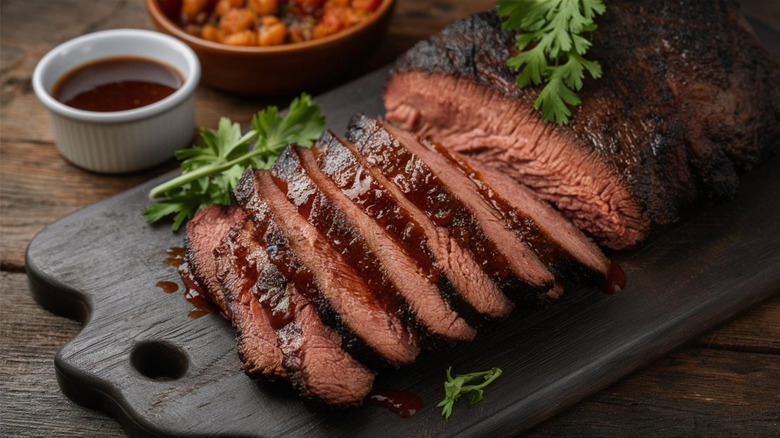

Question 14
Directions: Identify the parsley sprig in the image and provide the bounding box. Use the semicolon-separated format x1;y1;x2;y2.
144;94;325;231
437;367;503;419
497;0;605;125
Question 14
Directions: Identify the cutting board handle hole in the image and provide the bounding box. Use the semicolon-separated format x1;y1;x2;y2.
130;341;188;381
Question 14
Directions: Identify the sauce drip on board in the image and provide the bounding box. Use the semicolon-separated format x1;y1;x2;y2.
53;57;182;112
178;262;215;318
366;390;423;418
164;247;186;267
601;262;627;294
156;281;179;293
158;247;214;318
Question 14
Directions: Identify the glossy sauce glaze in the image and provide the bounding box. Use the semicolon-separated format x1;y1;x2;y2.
314;133;437;276
423;138;564;266
226;219;296;331
259;215;330;333
53;57;182;112
248;199;382;367
350;119;520;290
366;390;423;418
271;149;406;318
315;135;506;324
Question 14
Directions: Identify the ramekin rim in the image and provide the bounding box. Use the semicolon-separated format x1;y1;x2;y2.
32;28;201;124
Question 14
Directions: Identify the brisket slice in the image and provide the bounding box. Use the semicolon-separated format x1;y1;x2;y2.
385;6;780;250
314;132;513;320
272;145;475;342
214;217;288;380
347;115;554;299
184;205;249;317
235;169;419;367
422;138;610;285
280;281;375;406
271;147;409;326
215;218;375;405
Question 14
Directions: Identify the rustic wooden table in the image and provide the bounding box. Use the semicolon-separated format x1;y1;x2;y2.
1;0;778;436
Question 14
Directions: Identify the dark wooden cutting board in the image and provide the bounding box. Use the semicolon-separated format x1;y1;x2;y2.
27;66;780;437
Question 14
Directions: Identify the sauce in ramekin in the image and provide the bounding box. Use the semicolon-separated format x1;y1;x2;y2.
53;57;182;112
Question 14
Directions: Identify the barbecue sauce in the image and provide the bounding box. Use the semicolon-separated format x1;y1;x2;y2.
178;262;215;318
271;156;406;319
312;139;437;276
164;247;187;267
353;120;518;289
600;262;627;294
156;281;179;293
53;57;182;112
424;138;562;267
159;247;214;318
237;216;307;331
366;390;423;418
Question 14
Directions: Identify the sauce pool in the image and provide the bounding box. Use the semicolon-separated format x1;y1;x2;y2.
157;247;215;318
366;390;423;418
156;281;179;294
601;262;627;294
53;57;182;112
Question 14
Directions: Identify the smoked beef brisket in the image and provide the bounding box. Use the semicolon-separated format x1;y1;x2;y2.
185;205;248;317
384;2;780;249
184;122;616;406
314;131;515;320
347;115;554;300
235;169;420;367
215;217;375;405
272;146;476;342
178;1;779;406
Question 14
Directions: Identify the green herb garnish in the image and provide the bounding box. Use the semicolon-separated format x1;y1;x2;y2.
437;366;503;419
497;0;606;125
144;93;325;231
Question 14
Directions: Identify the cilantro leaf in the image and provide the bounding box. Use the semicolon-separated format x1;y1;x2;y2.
438;366;503;419
497;0;606;125
144;93;325;231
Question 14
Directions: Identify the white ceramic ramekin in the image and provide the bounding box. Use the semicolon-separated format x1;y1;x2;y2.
32;29;201;174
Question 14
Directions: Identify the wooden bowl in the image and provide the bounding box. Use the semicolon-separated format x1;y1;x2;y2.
145;0;395;95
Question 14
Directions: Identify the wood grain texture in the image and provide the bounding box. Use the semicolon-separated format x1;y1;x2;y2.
528;348;780;437
1;0;779;436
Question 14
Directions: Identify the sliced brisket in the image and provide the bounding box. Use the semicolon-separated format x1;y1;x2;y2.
271;147;408;325
214;217;288;380
314;131;515;319
384;5;780;249
272;145;475;342
235;169;420;367
422;138;610;284
215;218;375;405
280;281;375;406
185;205;249;317
347;115;554;299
